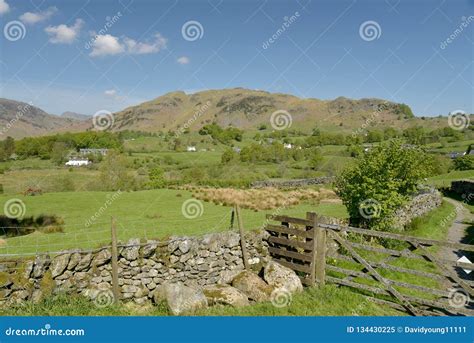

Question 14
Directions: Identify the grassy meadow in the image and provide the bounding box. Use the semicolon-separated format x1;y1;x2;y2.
0;188;347;256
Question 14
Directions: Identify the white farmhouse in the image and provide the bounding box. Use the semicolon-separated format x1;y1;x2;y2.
65;159;90;167
283;143;293;149
186;146;197;152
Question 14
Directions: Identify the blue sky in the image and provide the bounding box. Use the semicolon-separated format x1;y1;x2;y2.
0;0;472;117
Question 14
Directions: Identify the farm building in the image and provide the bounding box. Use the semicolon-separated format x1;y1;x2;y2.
65;159;90;166
79;148;108;156
187;146;197;152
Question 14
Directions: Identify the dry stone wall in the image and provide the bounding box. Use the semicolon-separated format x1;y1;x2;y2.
0;230;270;306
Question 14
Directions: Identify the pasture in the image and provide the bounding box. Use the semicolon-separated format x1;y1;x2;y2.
0;188;347;256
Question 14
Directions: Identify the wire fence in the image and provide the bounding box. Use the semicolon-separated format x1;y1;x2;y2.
0;209;237;258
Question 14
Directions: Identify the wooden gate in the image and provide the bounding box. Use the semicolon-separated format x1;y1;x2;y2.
265;212;474;316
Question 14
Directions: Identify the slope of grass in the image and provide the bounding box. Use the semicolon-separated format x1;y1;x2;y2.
427;169;474;188
0;285;402;316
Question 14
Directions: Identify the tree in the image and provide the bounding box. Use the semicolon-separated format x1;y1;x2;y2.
3;136;15;158
51;142;69;165
148;167;166;188
454;155;474;171
307;148;323;170
221;149;237;164
335;140;433;231
99;150;133;191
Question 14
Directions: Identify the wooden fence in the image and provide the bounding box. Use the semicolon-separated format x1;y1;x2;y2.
265;212;474;316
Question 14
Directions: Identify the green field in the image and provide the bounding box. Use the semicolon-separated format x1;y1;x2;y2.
0;189;347;256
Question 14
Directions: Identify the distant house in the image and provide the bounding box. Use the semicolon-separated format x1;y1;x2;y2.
233;147;241;153
186;146;197;152
65;159;90;166
283;143;293;149
79;148;108;156
448;152;466;159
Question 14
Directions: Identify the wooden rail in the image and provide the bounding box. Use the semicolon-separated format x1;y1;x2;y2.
265;212;474;316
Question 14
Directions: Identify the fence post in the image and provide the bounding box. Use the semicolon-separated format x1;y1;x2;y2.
315;220;326;286
307;212;326;286
235;205;250;270
111;217;120;303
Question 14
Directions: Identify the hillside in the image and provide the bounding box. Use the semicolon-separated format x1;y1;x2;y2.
61;111;90;121
111;88;449;133
0;99;88;139
0;90;456;139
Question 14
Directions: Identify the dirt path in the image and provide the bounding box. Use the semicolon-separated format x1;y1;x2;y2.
440;197;474;283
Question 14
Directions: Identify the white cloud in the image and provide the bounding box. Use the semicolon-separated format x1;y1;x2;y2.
90;34;124;57
89;32;167;57
20;7;57;25
177;56;190;65
124;33;167;54
104;89;117;96
0;0;10;15
45;19;83;44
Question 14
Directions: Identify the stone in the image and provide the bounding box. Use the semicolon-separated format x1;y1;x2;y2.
179;253;191;263
203;284;249;307
32;255;51;278
75;253;93;271
31;289;43;303
0;288;12;299
148;269;159;277
50;253;71;278
141;241;157;258
24;260;34;279
93;249;111;267
217;269;242;285
232;271;273;302
178;240;191;254
0;272;12;288
67;252;81;270
263;261;303;294
153;282;208;315
122;285;139;294
121;239;140;261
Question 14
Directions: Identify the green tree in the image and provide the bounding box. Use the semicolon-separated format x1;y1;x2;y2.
453;155;474;171
221;149;237;164
51;142;69;165
148;167;166;188
335;140;433;231
307;148;323;170
99;150;133;191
